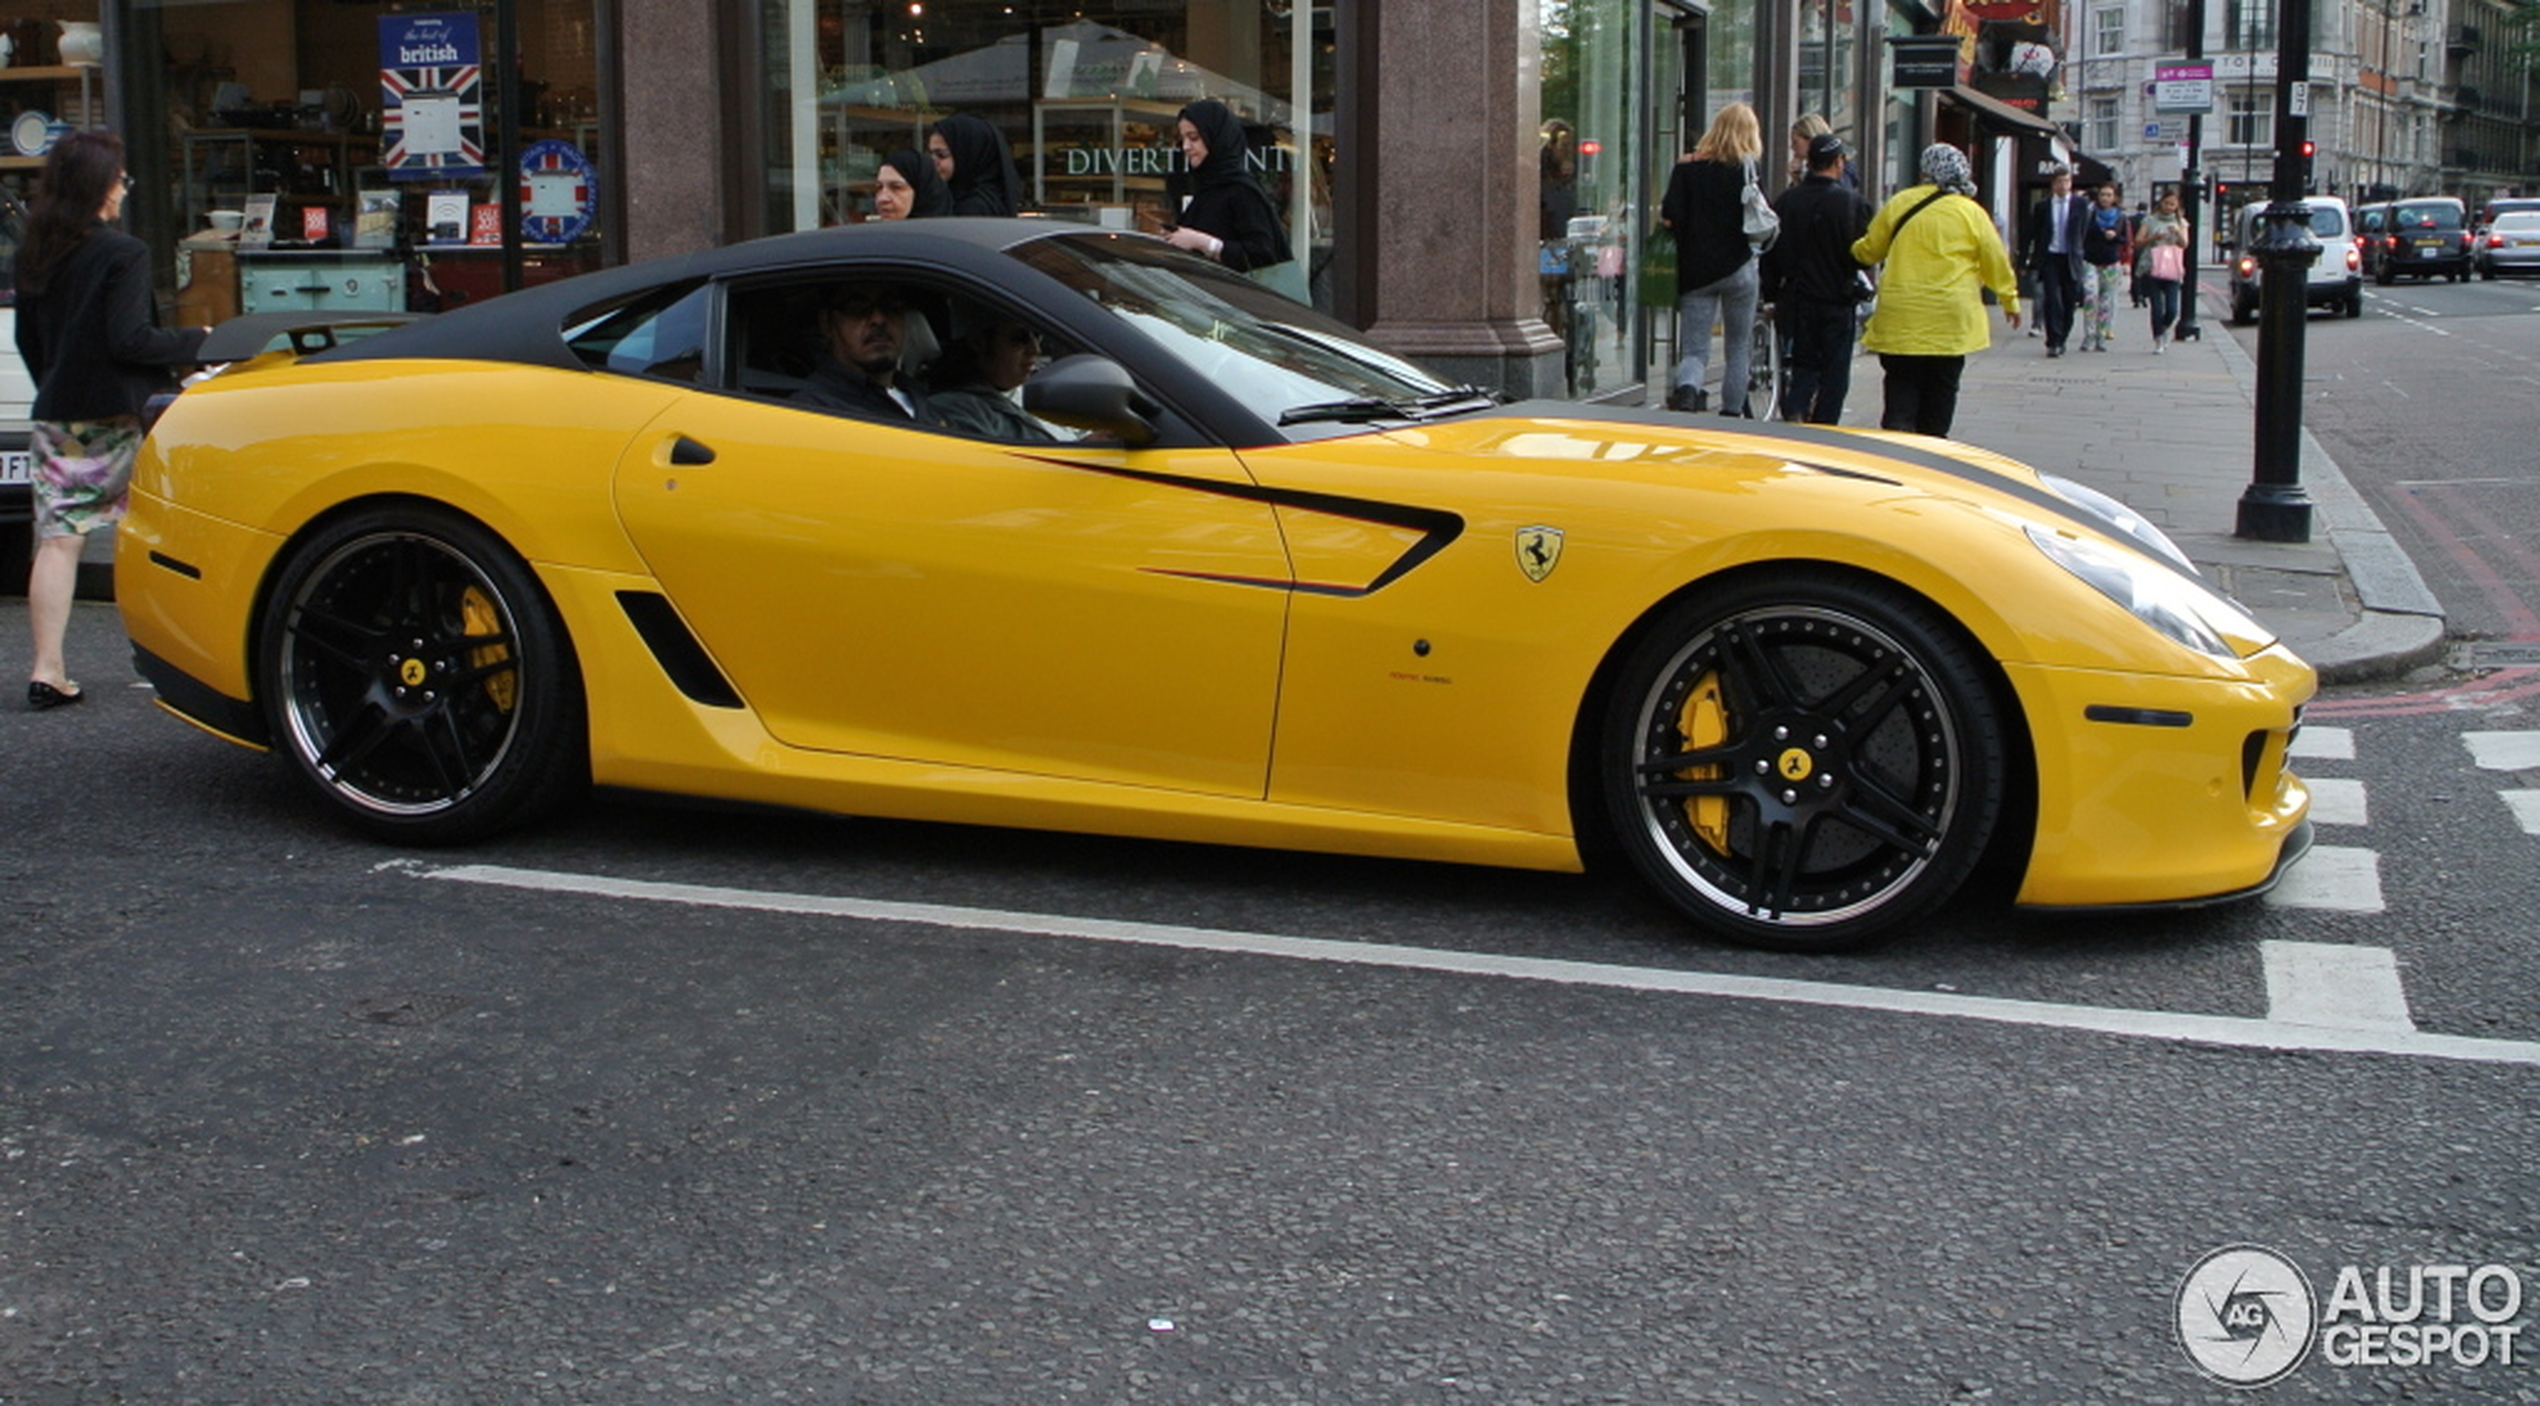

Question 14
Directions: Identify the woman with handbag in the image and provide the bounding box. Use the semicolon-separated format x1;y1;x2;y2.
12;130;208;710
1658;102;1768;416
1848;143;2021;438
2136;189;2193;353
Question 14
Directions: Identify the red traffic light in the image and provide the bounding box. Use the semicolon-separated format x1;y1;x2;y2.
2300;140;2317;157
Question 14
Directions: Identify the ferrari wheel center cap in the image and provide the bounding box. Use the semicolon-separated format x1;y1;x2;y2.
1776;747;1815;782
398;657;429;688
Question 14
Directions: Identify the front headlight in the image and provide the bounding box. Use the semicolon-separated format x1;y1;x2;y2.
2025;524;2269;658
2038;472;2198;576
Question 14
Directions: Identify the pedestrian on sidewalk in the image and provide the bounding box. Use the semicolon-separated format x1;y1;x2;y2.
2019;164;2090;357
1659;102;1766;416
12;130;209;711
2136;189;2192;353
1850;143;2021;438
1759;133;1873;423
2079;183;2131;351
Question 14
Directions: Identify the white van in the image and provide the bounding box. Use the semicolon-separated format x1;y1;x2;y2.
2225;195;2362;322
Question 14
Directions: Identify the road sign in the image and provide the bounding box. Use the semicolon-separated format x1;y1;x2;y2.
2154;62;2214;113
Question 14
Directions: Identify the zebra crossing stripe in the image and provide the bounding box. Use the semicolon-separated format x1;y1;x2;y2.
2263;941;2416;1032
2304;777;2368;827
2464;730;2540;772
2501;790;2540;837
2264;845;2385;913
2290;726;2355;761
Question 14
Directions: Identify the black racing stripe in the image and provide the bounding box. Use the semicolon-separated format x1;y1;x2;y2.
1019;452;1465;596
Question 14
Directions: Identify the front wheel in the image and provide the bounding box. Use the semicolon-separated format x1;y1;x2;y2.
257;504;587;844
1601;572;2006;951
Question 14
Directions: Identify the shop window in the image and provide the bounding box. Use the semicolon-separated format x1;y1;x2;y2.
750;1;1336;314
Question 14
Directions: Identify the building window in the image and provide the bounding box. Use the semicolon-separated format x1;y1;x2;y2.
2224;0;2274;50
2088;96;2120;153
2226;87;2273;148
2093;6;2125;57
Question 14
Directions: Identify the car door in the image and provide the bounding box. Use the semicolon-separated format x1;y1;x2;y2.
608;270;1294;798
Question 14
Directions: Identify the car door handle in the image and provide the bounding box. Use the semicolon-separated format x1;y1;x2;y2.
667;436;716;466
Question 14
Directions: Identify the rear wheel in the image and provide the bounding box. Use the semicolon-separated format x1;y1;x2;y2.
2231;292;2256;326
257;504;586;843
1601;571;2006;951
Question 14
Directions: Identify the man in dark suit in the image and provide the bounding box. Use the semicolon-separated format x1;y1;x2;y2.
795;282;937;423
2020;164;2090;358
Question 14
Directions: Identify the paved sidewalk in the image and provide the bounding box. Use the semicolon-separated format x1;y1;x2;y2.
1655;269;2446;683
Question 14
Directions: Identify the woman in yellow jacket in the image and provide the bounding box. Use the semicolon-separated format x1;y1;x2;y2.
1850;144;2022;437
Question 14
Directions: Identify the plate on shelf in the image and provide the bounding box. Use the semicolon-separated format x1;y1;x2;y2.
12;109;53;158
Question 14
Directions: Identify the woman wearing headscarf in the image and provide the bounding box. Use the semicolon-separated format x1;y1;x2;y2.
927;113;1023;217
1658;101;1766;416
872;148;950;220
1849;143;2022;437
13;130;208;710
1157;99;1293;277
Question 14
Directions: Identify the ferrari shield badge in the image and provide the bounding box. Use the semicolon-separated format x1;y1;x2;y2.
1515;525;1564;582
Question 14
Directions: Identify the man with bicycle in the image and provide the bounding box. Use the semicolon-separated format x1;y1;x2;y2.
1759;133;1875;424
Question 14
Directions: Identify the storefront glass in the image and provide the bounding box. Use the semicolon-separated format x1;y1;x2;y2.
103;0;606;319
1537;0;1641;399
1796;0;1858;159
753;1;1336;313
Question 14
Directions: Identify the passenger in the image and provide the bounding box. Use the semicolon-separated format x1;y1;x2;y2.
1155;99;1294;277
930;317;1058;443
793;283;936;424
873;149;950;220
927;114;1023;218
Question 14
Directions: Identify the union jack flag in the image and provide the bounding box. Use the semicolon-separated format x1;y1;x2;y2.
380;64;484;175
520;140;595;243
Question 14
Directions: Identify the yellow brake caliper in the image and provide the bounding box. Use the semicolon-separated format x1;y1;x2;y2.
461;586;517;713
1677;670;1731;851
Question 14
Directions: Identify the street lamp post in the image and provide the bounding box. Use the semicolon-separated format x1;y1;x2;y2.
2177;0;2207;339
2236;0;2316;542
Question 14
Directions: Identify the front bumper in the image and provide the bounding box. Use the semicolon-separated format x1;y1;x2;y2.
2007;644;2315;908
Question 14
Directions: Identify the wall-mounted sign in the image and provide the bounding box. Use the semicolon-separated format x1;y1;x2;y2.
380;13;485;180
1891;36;1964;91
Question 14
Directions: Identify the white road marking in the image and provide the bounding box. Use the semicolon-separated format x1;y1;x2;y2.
2290;726;2355;761
2464;730;2540;771
408;862;2540;1067
2264;845;2385;913
2304;777;2369;827
2263;941;2416;1032
2501;790;2540;836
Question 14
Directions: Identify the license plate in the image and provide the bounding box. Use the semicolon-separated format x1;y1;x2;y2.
0;449;31;485
2413;239;2445;251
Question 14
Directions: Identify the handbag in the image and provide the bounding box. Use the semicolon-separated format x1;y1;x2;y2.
1741;157;1780;251
2148;242;2185;281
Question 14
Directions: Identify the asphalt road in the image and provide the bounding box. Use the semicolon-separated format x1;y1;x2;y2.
2232;269;2540;649
7;595;2540;1403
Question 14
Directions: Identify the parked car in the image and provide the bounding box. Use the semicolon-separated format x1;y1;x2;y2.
2;197;32;591
2473;196;2540;244
116;220;2316;952
2360;197;2473;284
2227;196;2362;322
2476;209;2540;279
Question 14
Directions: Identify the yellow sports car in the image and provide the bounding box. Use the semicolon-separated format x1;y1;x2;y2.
117;220;2312;951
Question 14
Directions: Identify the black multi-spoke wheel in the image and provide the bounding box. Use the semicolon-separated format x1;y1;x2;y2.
259;505;585;843
1603;572;2005;950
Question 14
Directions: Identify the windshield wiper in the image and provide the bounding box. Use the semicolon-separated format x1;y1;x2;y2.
1278;386;1504;427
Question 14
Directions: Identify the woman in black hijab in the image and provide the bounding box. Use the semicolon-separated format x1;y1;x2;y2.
873;149;950;220
926;114;1023;217
1159;99;1292;274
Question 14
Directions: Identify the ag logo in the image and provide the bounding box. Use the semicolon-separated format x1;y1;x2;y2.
2176;1244;2317;1387
1515;526;1563;583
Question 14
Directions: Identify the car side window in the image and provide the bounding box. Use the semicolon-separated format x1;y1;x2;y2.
563;281;712;382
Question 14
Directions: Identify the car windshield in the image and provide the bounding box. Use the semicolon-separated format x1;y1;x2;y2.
1011;232;1493;439
2394;204;2462;231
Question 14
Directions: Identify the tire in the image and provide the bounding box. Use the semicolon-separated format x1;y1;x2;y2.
0;524;28;599
1743;315;1782;421
2374;265;2393;287
1601;571;2006;951
257;503;586;844
2231;293;2255;326
2345;292;2363;318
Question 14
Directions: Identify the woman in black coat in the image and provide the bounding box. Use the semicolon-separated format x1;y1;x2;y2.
872;148;951;220
1157;99;1293;276
926;114;1023;218
13;130;208;709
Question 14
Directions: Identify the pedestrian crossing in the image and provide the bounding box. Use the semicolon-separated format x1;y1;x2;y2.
2268;725;2540;908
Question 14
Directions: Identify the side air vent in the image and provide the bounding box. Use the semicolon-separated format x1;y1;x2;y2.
615;592;745;709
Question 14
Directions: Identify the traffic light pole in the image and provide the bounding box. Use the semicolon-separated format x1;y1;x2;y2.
2236;0;2317;542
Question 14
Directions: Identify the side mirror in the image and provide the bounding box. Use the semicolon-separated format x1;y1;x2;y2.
1021;354;1158;448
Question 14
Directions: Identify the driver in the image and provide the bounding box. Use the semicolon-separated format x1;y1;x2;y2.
794;282;937;424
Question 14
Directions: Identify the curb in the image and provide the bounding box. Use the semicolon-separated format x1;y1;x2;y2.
2200;297;2448;683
